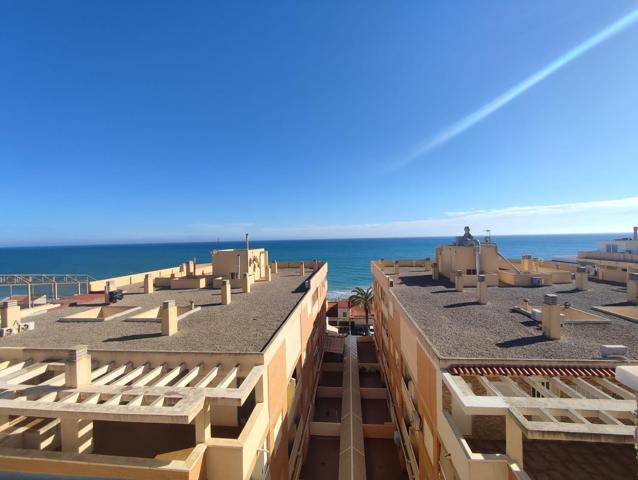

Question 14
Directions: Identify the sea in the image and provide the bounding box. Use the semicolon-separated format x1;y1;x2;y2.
0;234;620;300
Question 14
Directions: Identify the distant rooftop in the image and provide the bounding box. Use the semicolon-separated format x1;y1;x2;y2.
385;267;638;361
0;267;313;353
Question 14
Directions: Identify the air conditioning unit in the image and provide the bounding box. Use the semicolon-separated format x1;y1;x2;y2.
601;345;628;358
531;309;543;322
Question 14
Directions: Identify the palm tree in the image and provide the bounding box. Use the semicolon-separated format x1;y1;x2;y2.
349;287;374;334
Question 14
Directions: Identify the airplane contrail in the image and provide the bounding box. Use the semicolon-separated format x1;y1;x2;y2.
399;7;638;167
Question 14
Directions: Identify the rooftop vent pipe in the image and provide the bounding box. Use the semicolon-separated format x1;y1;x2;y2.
634;226;638;241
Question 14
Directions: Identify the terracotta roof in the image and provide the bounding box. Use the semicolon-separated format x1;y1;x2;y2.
449;365;616;378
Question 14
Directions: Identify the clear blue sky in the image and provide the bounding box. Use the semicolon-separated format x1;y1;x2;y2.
2;1;637;246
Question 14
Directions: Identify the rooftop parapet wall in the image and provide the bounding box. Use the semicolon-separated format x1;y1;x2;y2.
578;250;638;264
89;263;212;292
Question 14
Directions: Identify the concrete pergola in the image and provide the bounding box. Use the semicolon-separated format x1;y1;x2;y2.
442;369;637;469
0;346;264;454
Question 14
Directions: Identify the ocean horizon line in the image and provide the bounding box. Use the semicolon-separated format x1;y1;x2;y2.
0;230;628;250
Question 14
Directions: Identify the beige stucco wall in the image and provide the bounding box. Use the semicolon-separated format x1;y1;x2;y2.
437;244;499;281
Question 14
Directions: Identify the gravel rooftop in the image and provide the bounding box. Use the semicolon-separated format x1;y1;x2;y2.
0;268;312;353
386;267;638;361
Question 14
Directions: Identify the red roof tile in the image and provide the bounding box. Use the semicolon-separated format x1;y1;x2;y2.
449;365;615;378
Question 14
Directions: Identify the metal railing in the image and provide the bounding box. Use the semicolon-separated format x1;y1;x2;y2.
0;274;96;286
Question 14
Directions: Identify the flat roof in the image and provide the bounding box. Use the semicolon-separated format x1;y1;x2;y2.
0;267;314;353
385;267;638;361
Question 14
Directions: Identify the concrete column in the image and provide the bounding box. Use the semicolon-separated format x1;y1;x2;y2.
195;400;212;443
394;261;400;275
477;274;488;305
522;255;531;271
77;282;82;295
0;301;20;328
265;265;272;282
53;282;58;300
144;274;154;294
27;284;32;308
505;413;523;467
299;262;305;276
627;273;638;303
242;273;251;293
575;266;589;291
271;261;278;274
221;280;231;305
451;395;472;436
161;300;178;336
541;294;561;339
424;257;431;271
454;270;464;292
65;345;92;388
432;262;439;280
61;418;93;454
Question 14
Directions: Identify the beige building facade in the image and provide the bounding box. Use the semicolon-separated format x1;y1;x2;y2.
0;250;328;480
371;235;638;480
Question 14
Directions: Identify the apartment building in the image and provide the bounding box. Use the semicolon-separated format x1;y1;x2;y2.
371;230;638;479
0;249;327;480
577;227;638;284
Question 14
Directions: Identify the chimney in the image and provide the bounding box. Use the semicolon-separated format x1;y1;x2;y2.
221;280;232;305
455;270;464;292
542;294;561;339
394;260;400;275
160;300;178;336
634;226;638;241
432;262;439;280
265;265;272;282
0;300;20;328
242;272;251;293
627;272;638;303
522;255;531;271
299;262;305;276
575;266;588;291
477;275;488;305
65;345;91;388
104;282;112;305
424;257;431;272
144;274;154;294
271;261;278;274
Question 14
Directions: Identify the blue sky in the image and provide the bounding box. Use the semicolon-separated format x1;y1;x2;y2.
1;1;637;246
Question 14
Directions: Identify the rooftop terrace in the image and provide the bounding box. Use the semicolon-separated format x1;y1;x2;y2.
0;267;313;353
384;267;638;361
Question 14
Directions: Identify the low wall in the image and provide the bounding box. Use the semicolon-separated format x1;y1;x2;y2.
0;443;205;480
90;264;213;292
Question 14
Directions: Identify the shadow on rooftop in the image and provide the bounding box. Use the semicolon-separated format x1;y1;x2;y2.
198;302;222;307
399;274;451;289
600;301;635;307
520;320;539;328
496;335;552;349
292;281;309;294
104;333;162;342
553;288;580;294
444;301;480;309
